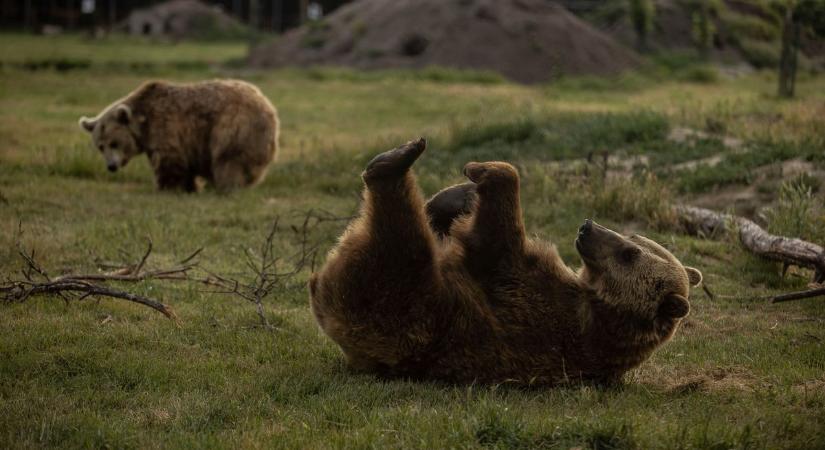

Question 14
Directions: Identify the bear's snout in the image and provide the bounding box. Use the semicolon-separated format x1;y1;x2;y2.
107;162;118;172
575;219;593;257
576;220;623;260
578;219;593;236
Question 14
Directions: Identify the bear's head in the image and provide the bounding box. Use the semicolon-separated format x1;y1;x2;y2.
79;104;142;173
575;219;702;323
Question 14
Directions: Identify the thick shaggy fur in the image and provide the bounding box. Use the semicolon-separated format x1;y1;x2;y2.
310;139;702;385
79;79;279;191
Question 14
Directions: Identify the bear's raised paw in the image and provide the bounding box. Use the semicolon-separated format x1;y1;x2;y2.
363;138;427;181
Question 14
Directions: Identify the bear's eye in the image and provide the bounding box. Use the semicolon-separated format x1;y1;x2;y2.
618;246;641;265
97;145;104;152
110;142;118;149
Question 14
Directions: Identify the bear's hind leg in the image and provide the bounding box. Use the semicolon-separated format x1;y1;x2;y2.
311;139;442;376
213;159;254;192
360;138;435;268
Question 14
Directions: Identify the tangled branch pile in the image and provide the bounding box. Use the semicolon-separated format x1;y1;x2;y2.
1;209;353;325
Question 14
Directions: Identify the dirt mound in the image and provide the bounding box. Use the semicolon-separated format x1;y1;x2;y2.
122;0;251;41
247;0;640;83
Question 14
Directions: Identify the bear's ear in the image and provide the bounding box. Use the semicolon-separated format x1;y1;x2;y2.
114;104;132;125
658;293;690;319
685;266;702;287
79;116;96;132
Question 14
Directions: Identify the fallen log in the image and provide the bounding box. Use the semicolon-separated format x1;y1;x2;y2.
675;205;825;284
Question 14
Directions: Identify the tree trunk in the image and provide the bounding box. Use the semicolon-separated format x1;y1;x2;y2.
233;0;243;20
299;0;309;25
271;0;281;32
109;0;116;30
249;0;260;29
778;7;801;98
24;0;33;31
675;205;825;283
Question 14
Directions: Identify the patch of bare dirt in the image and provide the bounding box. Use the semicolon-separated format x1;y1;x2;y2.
688;157;824;217
690;184;770;218
247;0;641;83
793;379;825;396
668;366;761;393
668;127;744;151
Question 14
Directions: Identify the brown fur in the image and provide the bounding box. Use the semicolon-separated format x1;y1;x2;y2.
79;79;279;192
310;139;703;385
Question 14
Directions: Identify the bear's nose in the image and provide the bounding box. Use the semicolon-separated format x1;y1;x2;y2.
579;219;592;235
107;163;118;172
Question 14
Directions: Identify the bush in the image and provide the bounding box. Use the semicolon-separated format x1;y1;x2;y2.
677;65;720;83
720;11;780;42
738;38;781;68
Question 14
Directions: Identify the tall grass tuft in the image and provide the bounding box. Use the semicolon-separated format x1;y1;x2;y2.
765;178;825;244
588;172;678;230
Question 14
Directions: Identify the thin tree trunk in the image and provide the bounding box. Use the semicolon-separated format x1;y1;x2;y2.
24;0;33;31
109;0;116;30
271;0;281;32
778;8;800;98
249;0;260;29
299;0;308;25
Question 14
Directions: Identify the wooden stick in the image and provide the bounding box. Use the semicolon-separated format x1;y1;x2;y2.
772;287;825;303
1;279;178;322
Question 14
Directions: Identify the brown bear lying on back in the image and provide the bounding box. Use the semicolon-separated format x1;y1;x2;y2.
79;79;279;192
310;139;702;385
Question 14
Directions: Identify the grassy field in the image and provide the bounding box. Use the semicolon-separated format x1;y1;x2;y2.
1;33;824;449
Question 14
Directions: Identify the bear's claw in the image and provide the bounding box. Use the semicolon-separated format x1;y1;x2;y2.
363;138;427;181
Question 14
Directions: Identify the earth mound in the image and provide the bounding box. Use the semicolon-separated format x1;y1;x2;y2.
247;0;640;83
122;0;251;41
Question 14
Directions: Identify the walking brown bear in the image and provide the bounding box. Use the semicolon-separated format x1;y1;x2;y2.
79;79;278;192
310;138;702;385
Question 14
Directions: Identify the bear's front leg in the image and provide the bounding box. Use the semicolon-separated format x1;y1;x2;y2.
461;161;526;261
153;157;197;192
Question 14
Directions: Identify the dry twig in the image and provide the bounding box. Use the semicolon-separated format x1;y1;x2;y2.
201;210;338;329
2;208;353;326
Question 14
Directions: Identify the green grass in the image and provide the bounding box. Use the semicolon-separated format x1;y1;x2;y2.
2;34;825;449
0;32;249;72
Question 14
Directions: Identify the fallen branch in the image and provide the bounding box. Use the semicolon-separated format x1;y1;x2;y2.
3;208;351;326
1;240;183;322
772;287;825;303
675;205;825;283
52;242;201;284
0;279;177;320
